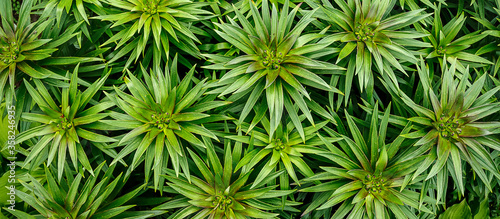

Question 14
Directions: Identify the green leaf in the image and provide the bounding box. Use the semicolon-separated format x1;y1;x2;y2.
3;208;37;219
23;134;54;166
459;125;491;137
76;128;117;142
474;198;490;219
317;191;358;210
172;113;209;122
375;146;388;174
439;199;472;219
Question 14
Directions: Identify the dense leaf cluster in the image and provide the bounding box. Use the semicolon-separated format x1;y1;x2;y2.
1;0;500;218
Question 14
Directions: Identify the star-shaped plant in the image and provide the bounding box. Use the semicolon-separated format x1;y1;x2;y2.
418;4;492;72
300;104;435;218
0;0;102;101
205;0;343;139
313;0;431;101
226;114;337;188
155;143;297;218
400;59;500;200
43;0;99;22
42;0;103;41
16;65;114;181
104;56;229;191
96;0;211;67
5;162;166;218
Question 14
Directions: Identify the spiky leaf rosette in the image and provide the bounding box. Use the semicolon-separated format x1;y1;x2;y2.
417;4;492;73
0;0;102;102
4;162;166;219
226;114;337;188
205;0;343;139
300;104;435;218
155;142;297;219
42;0;103;40
312;0;431;101
104;56;229;191
400;59;500;200
16;65;114;181
46;0;102;23
96;0;211;68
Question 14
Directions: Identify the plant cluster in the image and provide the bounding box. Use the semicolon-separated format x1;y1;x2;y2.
1;0;500;218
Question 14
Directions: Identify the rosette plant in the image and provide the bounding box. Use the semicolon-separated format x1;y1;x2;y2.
97;0;211;67
311;0;431;101
226;114;336;187
42;0;104;41
16;66;114;181
0;0;101;101
155;142;298;218
205;0;343;138
104;57;229;191
300;104;434;218
45;0;102;24
400;59;500;200
417;4;492;72
5;162;166;218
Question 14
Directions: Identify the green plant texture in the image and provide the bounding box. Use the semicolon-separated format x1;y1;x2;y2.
1;0;500;218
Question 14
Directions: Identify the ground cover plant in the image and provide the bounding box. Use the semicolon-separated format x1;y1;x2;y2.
1;0;500;218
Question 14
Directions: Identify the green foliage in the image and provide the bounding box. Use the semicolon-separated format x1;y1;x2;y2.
227;115;333;187
206;0;342;139
419;5;492;72
0;0;101;102
17;65;113;180
300;104;435;218
156;143;297;218
4;162;166;218
313;0;431;101
97;0;211;68
401;59;500;199
105;56;229;191
2;0;500;218
439;199;472;219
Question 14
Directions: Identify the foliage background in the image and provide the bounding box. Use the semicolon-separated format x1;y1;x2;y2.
1;0;500;218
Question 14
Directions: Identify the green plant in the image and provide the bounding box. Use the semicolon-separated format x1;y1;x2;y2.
44;0;102;25
300;104;435;218
3;0;500;218
104;56;229;191
155;143;297;218
16;66;113;180
226;114;334;187
418;4;493;72
313;0;431;101
0;0;101;102
400;59;500;200
205;0;343;139
97;0;211;68
4;162;166;218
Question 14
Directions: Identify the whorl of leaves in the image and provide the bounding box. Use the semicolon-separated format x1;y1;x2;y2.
1;0;500;218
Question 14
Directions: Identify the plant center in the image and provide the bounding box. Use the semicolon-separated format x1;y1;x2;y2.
354;23;375;42
57;115;73;130
143;0;159;14
273;139;286;151
436;115;461;139
213;195;232;211
1;41;20;64
364;174;385;194
436;46;447;55
152;112;172;130
261;49;284;70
